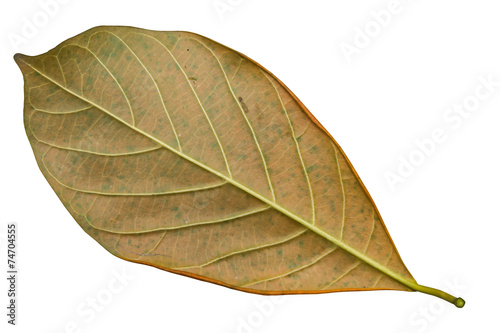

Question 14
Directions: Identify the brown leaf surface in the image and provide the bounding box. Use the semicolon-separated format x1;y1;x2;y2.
15;26;418;295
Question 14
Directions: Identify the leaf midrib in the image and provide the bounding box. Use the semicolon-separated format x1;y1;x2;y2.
20;57;419;292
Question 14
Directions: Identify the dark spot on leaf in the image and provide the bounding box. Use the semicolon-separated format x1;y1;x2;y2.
238;96;249;113
188;77;198;89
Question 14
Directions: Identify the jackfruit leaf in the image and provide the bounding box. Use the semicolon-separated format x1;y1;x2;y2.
14;26;464;307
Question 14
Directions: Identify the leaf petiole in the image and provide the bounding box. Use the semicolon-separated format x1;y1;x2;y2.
408;283;465;308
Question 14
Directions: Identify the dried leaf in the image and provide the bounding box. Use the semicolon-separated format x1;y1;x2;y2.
14;26;464;307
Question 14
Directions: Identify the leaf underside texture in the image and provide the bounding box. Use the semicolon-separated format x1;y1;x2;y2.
14;26;464;307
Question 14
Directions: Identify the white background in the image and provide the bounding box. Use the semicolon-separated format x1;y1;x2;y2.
1;0;499;332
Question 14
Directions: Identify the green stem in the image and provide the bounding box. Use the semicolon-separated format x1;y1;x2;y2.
408;282;465;308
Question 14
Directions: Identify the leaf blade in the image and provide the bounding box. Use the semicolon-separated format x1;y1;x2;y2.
15;26;464;306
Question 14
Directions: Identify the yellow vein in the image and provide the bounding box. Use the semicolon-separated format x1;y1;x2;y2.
372;248;393;288
19;56;425;299
35;88;60;100
230;57;243;80
363;208;376;254
322;261;361;290
145;231;167;255
68;59;84;95
27;82;50;90
54;55;67;86
333;142;346;240
203;228;215;262
173;229;307;270
33;105;94;115
32;135;162;157
85;206;271;234
40;156;227;196
261;70;316;224
136;32;232;178
59;44;136;126
295;121;312;139
242;247;338;287
113;234;122;254
191;37;275;202
109;32;182;152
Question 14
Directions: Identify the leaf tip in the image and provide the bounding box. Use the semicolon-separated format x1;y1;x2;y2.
13;53;29;69
453;297;465;308
14;53;32;75
13;52;25;63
